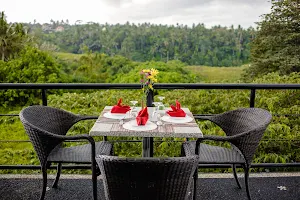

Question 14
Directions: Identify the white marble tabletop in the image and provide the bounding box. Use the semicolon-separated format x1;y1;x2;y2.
89;106;203;138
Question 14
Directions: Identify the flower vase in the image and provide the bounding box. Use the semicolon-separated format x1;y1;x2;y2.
146;89;154;107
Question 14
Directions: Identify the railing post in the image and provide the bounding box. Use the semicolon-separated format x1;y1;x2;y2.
41;89;47;106
250;89;256;108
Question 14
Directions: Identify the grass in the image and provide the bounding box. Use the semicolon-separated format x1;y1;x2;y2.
52;52;82;62
186;65;249;82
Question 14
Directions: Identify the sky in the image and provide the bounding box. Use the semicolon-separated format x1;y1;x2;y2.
2;0;272;28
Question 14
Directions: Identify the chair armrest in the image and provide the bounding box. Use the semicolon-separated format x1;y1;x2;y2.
65;134;96;143
78;115;98;121
198;130;250;142
193;115;212;120
198;135;234;142
195;131;250;154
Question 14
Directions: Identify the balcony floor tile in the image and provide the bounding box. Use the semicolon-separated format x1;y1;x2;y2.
0;173;299;200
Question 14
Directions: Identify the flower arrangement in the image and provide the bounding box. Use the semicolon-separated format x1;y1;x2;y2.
140;68;159;105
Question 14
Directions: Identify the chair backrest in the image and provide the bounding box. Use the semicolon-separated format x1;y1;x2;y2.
19;105;80;165
96;155;199;200
207;108;272;163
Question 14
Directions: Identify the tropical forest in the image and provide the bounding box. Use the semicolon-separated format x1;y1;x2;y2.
0;0;299;173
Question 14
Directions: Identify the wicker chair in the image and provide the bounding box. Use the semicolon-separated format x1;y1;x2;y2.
19;105;113;200
96;155;199;200
182;108;272;200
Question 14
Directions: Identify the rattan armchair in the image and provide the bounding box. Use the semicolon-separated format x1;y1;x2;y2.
19;105;113;200
182;108;272;200
96;155;199;200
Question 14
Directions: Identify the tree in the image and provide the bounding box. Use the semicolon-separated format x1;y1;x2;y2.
35;20;254;66
244;0;300;80
0;46;62;106
0;11;31;61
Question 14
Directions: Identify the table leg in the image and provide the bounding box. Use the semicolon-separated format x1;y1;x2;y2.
142;137;153;157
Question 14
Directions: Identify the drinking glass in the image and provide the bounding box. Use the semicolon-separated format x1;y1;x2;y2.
151;102;160;121
156;113;163;126
157;96;165;112
130;100;138;117
157;96;165;102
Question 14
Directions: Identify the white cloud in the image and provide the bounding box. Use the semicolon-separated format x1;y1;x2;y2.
1;0;272;28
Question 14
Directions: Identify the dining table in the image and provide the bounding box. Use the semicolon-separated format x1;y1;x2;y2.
89;106;203;157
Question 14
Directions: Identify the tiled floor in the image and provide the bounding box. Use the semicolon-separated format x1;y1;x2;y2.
0;173;299;200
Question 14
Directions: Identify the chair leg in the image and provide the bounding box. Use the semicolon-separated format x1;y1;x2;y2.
244;165;252;200
92;162;98;200
180;144;185;156
40;163;48;200
52;163;62;188
232;164;242;189
192;167;198;200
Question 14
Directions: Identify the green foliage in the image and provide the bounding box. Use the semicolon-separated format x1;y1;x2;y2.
186;65;249;82
244;0;300;80
0;46;62;106
53;51;198;84
113;60;198;83
28;22;254;67
0;11;32;61
55;52;246;83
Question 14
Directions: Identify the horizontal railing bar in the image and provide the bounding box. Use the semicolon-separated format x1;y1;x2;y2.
0;83;299;90
1;163;300;170
0;140;31;143
198;163;300;168
251;163;300;168
1;139;299;143
1;113;299;118
194;114;300;118
0;165;92;170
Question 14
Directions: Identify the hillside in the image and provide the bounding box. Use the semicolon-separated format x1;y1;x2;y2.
29;23;254;67
186;65;248;82
53;52;247;83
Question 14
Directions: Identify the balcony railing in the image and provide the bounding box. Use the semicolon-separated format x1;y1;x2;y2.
0;83;299;170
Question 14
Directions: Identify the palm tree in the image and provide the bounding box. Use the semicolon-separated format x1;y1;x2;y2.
0;12;31;61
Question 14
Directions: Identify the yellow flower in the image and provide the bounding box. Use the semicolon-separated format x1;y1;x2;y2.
140;68;158;91
143;69;151;73
150;68;159;76
148;76;158;83
149;84;153;90
147;75;154;80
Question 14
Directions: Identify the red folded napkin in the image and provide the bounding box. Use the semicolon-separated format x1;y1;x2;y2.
136;107;149;125
167;100;186;117
111;98;131;113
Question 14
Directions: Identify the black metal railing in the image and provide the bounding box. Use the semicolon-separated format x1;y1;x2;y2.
1;83;299;107
0;83;299;170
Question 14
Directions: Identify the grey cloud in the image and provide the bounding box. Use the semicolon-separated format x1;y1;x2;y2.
102;0;131;7
122;0;269;19
124;0;212;20
111;0;271;28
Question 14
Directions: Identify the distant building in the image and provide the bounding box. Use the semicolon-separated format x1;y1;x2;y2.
42;24;53;33
55;26;64;32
